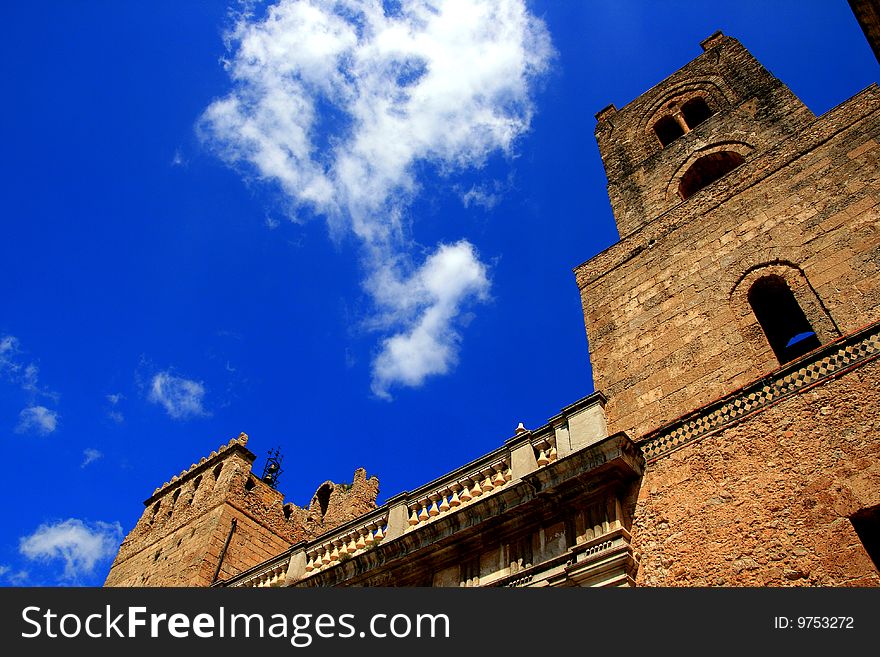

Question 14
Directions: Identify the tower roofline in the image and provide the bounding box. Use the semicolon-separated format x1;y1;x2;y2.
142;431;253;505
594;30;738;131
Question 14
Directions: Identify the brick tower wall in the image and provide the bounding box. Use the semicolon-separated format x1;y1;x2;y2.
576;35;880;440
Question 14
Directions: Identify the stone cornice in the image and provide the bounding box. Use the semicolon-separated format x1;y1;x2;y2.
639;319;880;462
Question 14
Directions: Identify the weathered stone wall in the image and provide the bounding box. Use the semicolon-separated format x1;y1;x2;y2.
594;34;815;238
631;358;880;586
104;433;380;587
578;59;880;440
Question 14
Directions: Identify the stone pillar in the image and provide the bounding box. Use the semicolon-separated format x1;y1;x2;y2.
553;419;573;458
510;441;538;480
284;546;307;585
383;495;410;541
567;399;608;452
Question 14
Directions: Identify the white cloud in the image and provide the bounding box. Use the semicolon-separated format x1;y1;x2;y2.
106;393;123;405
81;448;103;468
370;240;489;397
19;519;122;582
201;0;553;396
0;565;8;578
16;405;59;435
148;371;209;419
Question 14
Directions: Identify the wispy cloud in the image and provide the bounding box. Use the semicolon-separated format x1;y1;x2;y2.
200;0;553;397
81;448;103;468
1;335;61;430
0;336;57;399
105;392;125;423
16;405;59;436
19;519;122;583
148;371;209;419
6;570;29;586
459;177;512;211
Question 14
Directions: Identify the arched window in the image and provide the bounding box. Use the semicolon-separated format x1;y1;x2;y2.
748;275;821;364
653;115;684;147
681;97;712;129
678;151;744;199
315;483;332;518
189;475;202;505
168;488;181;517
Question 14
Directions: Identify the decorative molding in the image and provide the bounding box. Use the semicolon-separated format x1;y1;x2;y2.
639;321;880;462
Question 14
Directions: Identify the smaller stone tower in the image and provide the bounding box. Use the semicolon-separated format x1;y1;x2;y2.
104;433;379;586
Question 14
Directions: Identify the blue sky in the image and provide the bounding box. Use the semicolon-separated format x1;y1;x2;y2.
0;1;875;586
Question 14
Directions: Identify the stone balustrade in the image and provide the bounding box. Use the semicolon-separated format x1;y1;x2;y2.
531;435;558;468
227;551;291;588
218;391;610;587
405;457;512;529
303;511;389;574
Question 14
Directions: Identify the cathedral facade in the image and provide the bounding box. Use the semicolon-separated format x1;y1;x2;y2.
105;31;880;588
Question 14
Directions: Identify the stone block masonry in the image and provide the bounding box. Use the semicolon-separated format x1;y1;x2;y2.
632;354;880;586
576;34;880;441
104;433;379;586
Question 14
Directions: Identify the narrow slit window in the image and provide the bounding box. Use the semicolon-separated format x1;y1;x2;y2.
654;115;684;147
748;275;821;364
681;97;712;129
678;151;744;199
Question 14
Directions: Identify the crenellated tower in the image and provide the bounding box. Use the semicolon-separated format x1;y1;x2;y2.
104;433;379;586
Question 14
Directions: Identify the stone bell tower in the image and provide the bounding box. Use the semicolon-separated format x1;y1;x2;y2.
575;31;880;440
574;31;880;586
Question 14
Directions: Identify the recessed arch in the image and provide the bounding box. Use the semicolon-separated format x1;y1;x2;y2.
747;275;820;364
654;115;685;147
678;151;745;199
666;141;753;203
640;77;735;157
681;97;713;129
729;261;840;369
